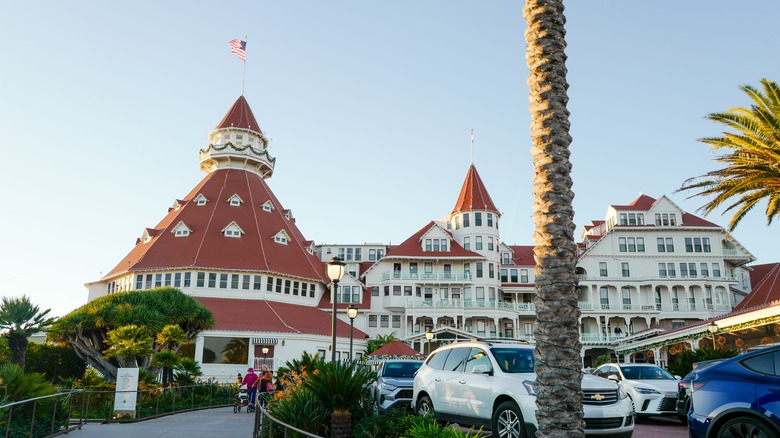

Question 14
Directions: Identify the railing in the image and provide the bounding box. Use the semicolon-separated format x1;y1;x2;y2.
0;383;235;438
577;274;738;282
381;271;472;282
403;298;730;314
253;402;320;438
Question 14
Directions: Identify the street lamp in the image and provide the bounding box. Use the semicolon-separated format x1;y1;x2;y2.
347;305;358;360
326;257;346;362
707;321;718;349
425;329;434;355
262;346;269;368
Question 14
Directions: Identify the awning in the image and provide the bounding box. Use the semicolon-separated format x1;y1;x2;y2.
251;337;279;345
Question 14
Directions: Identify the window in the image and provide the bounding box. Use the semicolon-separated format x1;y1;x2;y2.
409;263;418;277
476;263;483;278
164;273;172;286
392;315;401;328
184;272;191;287
599;287;609;309
275;278;282;293
155;273;162;288
520;269;528;283
393;285;401;296
266;277;274;292
489;263;495;279
703;238;711;252
667;263;676;277
671;287;680;310
688;263;697;278
439;239;448;252
599;262;608;277
487;213;493;227
655;288;662;310
253;275;262;290
228;194;242;206
369;249;377;261
196;272;205;288
369;315;377;327
637;237;645;252
687;290;696;310
463;213;470;227
476;236;483;250
355;248;362;261
231;274;239;289
501;269;508;282
501;252;511;264
309;284;315;298
463;237;470;250
680;263;688;277
475;212;482;226
380;315;389;328
621;287;631;308
464;263;470;278
202;337;248;364
424;262;433;275
621;262;630;277
284;280;291;294
655;213;677;226
658;263;667;277
404;286;412;296
371;286;379;296
454;216;461;230
219;274;228;289
619;237;627;252
712;263;721;277
208;273;217;288
619;213;628;225
488;236;494;251
262;201;273;212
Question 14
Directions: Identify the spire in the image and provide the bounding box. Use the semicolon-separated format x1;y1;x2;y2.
451;164;498;214
216;95;262;133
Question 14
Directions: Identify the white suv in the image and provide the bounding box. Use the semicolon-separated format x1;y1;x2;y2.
412;340;634;437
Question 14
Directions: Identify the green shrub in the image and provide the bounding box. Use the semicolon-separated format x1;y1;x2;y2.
667;347;739;377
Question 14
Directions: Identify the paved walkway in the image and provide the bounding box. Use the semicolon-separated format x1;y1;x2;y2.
61;407;255;438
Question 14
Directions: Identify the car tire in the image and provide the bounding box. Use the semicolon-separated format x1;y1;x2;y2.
491;400;526;438
416;395;434;418
678;400;689;424
716;416;775;438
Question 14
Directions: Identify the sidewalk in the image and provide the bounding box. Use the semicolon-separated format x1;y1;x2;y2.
61;407;255;438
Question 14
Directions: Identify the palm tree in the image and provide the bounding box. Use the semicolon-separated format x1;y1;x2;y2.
174;358;203;385
303;360;376;438
151;350;181;387
156;324;187;351
0;295;56;370
154;324;187;386
523;1;584;436
102;325;154;368
679;78;780;230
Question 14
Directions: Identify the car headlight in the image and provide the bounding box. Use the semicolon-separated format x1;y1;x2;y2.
379;382;398;391
617;388;628;400
634;387;660;395
522;380;537;396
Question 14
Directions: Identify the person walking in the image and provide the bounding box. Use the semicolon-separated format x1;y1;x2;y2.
258;365;273;406
241;367;259;408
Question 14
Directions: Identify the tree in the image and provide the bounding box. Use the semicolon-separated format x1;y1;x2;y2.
523;1;584;436
0;295;56;370
151;350;181;387
174;358;203;385
25;342;87;383
103;325;154;368
47;288;215;381
154;324;187;386
366;332;399;355
679;79;780;230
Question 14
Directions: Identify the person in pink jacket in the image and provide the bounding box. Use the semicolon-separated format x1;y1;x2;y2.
241;367;259;407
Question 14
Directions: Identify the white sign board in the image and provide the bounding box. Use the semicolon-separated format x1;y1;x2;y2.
114;367;139;416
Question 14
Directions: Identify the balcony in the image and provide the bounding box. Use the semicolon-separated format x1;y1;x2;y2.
381;271;472;283
405;299;535;313
577;274;737;283
576;301;731;314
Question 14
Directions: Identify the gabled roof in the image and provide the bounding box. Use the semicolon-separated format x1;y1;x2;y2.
612;194;657;211
451;164;498;214
385;221;482;259
508;245;535;266
103;168;326;282
196;297;368;338
734;263;780;311
216;95;263;133
368;340;423;357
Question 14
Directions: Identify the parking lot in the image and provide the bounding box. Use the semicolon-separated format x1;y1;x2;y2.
633;416;688;438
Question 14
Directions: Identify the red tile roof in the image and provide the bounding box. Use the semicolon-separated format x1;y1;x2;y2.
385;221;483;259
196;297;368;338
735;263;780;311
508;245;534;266
612;194;657;211
216;95;263;133
368;340;423;357
451;165;498;214
103;168;326;282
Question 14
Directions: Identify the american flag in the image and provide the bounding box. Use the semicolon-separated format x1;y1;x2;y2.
229;39;246;61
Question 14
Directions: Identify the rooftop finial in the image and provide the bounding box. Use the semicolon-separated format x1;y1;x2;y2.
470;129;475;164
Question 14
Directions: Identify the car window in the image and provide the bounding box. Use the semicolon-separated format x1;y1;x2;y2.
621;366;675;380
742;351;776;375
426;350;450;370
442;347;470;372
464;348;492;373
383;362;422;378
492;347;534;373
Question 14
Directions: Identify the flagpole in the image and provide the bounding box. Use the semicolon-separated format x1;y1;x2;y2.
470;129;475;164
241;36;247;95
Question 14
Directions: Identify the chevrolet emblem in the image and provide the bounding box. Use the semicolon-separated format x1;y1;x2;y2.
591;394;605;401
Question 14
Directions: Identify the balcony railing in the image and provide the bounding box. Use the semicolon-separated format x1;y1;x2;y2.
404;299;731;314
381;271;472;282
577;274;737;283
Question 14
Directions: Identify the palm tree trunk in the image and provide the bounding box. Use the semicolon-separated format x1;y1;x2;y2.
523;0;585;436
7;332;28;370
330;409;352;438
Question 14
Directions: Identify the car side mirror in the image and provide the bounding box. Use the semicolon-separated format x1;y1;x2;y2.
471;365;492;375
607;375;620;382
675;375;682;380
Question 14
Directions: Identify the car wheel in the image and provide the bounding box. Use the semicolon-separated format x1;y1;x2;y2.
678;400;689;424
417;395;434;418
491;400;525;438
716;416;775;438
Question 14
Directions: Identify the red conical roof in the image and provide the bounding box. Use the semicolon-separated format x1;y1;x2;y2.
216;95;263;133
103;168;325;282
451;164;498;214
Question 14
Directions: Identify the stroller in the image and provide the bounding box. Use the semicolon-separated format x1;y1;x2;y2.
233;385;254;413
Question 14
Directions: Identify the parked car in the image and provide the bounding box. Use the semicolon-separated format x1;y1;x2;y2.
592;363;681;422
371;359;423;413
413;340;634;437
688;345;780;438
675;359;724;423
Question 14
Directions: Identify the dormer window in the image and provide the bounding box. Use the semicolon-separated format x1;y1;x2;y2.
262;201;274;212
222;221;244;238
227;194;244;206
171;200;184;211
172;221;191;237
140;228;156;244
194;194;208;206
284;210;293;220
273;230;290;245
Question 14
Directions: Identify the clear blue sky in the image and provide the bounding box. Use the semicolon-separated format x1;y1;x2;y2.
2;1;779;318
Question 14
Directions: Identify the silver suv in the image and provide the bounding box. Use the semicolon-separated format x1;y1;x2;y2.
412;340;634;437
371;359;423;412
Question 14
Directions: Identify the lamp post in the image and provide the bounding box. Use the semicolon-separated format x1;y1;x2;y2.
425;329;434;355
262;346;269;368
347;304;358;360
707;321;718;349
326;257;346;362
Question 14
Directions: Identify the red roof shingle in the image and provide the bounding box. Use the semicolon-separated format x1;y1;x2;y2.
451;165;498;214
